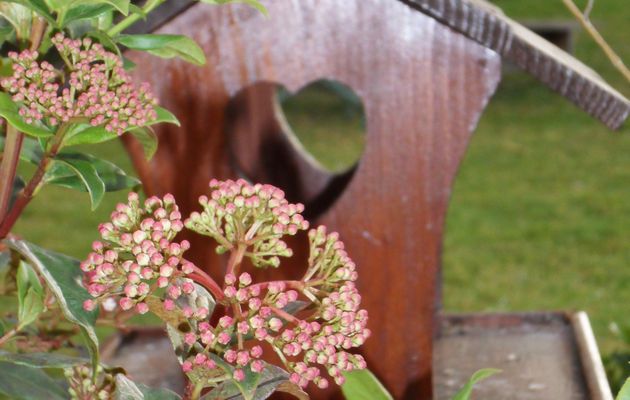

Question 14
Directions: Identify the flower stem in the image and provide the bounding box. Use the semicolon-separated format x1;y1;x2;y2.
226;244;246;278
107;0;166;37
187;262;225;301
0;327;19;347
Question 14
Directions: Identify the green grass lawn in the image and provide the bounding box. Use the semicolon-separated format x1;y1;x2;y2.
9;0;630;384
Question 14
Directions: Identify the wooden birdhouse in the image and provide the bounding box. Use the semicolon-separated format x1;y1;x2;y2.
107;0;630;398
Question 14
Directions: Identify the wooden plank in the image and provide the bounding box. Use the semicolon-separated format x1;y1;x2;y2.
125;0;501;397
401;0;630;130
435;312;595;400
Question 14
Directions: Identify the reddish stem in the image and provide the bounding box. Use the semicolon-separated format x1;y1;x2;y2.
187;263;225;302
270;306;301;325
226;244;246;278
0;126;24;226
248;280;305;292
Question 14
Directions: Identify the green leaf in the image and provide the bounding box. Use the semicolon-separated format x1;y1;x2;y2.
0;350;87;369
116;34;206;66
152;106;180;127
54;153;106;210
5;239;99;370
129;126;158;160
64;3;113;23
62;123;118;147
617;378;630;400
452;368;501;400
47;152;139;192
88;29;121;54
202;364;289;400
3;0;54;24
79;0;129;15
0;361;67;399
16;261;45;328
0;92;53;138
199;0;267;16
341;369;392;400
114;374;181;400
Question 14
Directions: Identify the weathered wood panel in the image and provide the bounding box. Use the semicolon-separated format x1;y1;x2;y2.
126;0;501;397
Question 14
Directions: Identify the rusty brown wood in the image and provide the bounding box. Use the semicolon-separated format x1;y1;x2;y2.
126;0;501;398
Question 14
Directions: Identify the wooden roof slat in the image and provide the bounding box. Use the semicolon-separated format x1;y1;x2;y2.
402;0;630;129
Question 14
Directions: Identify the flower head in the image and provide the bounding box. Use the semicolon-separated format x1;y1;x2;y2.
1;34;156;134
81;192;194;313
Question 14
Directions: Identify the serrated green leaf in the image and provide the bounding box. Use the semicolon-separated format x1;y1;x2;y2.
452;368;501;400
129;126;158;160
617;378;630;400
54;153;105;210
0;350;88;369
47;151;139;192
114;374;181;400
0;361;67;400
341;369;392;400
5;239;99;372
0;92;53;138
199;0;267;16
116;34;206;66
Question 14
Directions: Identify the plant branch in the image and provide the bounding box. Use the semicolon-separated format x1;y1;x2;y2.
562;0;630;83
187;263;225;302
226;244;246;278
0;125;24;225
107;0;166;36
0;124;68;238
0;327;19;347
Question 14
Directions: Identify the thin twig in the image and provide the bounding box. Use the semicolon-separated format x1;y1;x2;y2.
583;0;595;20
562;0;630;83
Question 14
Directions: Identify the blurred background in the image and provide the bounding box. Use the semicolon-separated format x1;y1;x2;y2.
12;0;630;391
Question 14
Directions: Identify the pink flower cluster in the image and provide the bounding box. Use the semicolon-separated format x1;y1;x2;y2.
177;228;369;389
1;34;156;134
81;193;195;314
185;179;310;268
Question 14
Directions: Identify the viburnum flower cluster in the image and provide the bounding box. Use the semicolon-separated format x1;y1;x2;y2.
82;179;370;392
64;365;115;400
81;192;196;314
1;33;156;134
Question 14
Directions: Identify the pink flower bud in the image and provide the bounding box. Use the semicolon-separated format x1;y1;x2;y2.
136;302;149;314
83;299;96;311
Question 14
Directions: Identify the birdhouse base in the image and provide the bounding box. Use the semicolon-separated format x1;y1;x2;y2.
434;312;611;400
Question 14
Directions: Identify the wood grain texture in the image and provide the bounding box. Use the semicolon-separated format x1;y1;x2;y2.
126;0;501;398
402;0;630;130
130;0;630;130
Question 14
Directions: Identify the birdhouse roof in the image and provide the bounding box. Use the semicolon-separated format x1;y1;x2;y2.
133;0;630;129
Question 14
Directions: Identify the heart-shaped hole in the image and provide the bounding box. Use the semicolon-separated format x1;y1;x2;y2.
226;80;366;219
